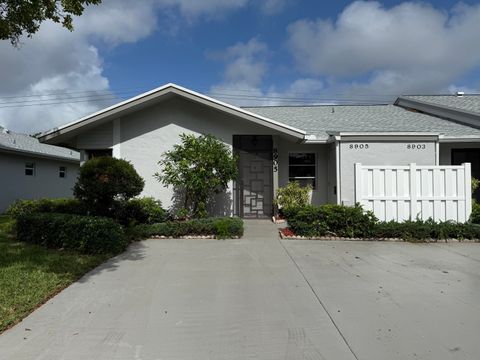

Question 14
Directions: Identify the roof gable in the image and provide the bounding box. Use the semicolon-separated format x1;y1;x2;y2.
39;83;306;143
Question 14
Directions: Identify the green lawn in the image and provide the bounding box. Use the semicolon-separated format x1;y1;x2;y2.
0;215;109;333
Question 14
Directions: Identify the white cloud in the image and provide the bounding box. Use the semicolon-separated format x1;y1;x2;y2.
0;0;285;133
287;1;480;95
208;38;269;105
261;0;290;15
209;37;326;106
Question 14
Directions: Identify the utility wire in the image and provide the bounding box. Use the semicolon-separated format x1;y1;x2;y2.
0;88;393;108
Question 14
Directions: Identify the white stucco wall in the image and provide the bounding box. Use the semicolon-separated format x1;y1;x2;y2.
0;152;79;212
339;140;437;206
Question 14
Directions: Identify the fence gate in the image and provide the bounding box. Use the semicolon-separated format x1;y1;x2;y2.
355;163;472;223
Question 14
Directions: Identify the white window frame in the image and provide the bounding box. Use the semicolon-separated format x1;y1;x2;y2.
25;162;35;176
288;152;316;189
59;166;67;178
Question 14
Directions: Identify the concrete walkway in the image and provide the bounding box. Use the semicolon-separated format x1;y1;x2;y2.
1;221;480;359
0;221;357;360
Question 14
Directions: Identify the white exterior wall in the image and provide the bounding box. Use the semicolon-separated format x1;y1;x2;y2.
340;140;437;206
0;152;78;212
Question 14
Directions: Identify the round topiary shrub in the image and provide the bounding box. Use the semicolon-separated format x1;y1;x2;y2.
74;157;145;216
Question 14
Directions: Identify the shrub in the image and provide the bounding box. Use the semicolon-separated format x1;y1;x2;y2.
6;198;86;218
155;133;237;219
133;217;243;239
470;201;480;224
114;197;167;226
374;219;480;241
74;157;144;216
286;204;377;238
274;182;311;214
16;213;127;254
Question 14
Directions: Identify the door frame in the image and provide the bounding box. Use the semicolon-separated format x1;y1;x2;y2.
233;135;274;218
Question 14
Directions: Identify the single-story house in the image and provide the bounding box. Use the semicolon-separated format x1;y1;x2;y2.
38;84;480;219
0;126;80;212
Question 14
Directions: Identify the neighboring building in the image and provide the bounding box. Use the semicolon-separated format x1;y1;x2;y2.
396;94;480;201
0;127;80;212
38;84;480;218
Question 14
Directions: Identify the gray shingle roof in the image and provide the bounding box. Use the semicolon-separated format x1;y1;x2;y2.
244;104;480;140
402;95;480;115
0;128;79;161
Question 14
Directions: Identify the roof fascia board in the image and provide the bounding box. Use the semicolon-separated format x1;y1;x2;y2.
39;83;306;142
329;132;439;142
396;97;480;129
0;145;79;163
439;137;480;143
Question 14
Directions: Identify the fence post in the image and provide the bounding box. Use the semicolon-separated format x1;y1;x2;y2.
464;163;472;221
410;163;417;220
355;163;362;205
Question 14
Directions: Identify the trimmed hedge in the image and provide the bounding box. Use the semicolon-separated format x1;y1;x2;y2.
374;219;480;241
6;198;86;217
284;204;480;241
284;204;377;238
114;197;167;226
16;213;127;254
132;217;244;239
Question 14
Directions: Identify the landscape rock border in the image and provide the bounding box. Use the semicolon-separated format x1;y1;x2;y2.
279;231;479;243
149;235;241;239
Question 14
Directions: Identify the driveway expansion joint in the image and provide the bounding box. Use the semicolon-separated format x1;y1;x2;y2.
278;238;360;360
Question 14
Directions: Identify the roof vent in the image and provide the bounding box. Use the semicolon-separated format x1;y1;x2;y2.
331;107;335;113
456;91;465;97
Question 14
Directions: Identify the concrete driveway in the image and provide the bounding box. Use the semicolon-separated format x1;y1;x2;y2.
1;221;479;360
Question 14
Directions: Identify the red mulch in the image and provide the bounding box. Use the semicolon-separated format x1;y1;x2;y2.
280;228;295;237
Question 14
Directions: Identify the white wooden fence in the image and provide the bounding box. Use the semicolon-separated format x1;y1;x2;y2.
355;163;472;223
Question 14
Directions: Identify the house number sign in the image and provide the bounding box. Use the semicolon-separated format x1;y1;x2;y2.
348;143;369;149
406;144;426;149
273;148;279;172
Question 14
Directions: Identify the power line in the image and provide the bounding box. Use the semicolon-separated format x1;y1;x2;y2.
0;88;392;109
0;84;399;102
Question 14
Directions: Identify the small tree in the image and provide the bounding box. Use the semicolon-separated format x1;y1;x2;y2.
74;157;144;216
155;133;238;218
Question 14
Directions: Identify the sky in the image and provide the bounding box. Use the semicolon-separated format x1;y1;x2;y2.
1;0;480;133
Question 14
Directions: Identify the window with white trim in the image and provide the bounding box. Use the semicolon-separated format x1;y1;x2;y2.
59;166;67;178
25;162;35;176
288;153;316;189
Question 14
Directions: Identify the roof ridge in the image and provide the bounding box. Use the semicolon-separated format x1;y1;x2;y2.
243;103;391;109
403;94;480;97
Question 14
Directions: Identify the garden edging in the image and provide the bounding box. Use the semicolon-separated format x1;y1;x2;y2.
279;230;479;243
